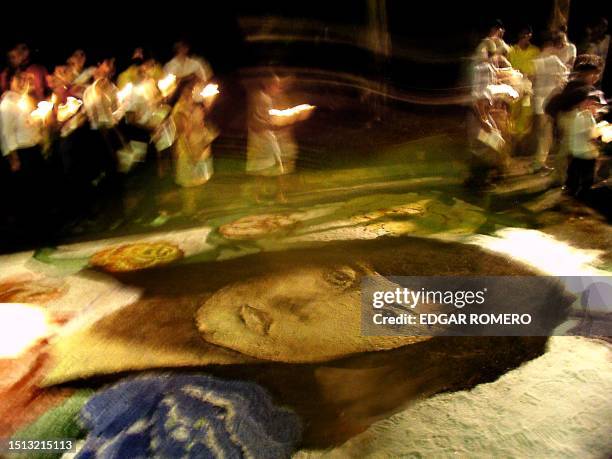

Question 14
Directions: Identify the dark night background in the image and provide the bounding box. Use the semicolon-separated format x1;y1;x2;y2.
0;0;610;251
0;1;610;92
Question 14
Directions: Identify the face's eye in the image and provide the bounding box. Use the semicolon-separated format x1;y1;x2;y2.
324;266;359;289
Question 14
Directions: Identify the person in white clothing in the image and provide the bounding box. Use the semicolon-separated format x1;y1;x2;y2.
475;20;511;68
163;41;212;83
465;41;509;189
171;78;217;189
0;73;43;172
66;49;96;98
82;59;125;130
246;75;313;202
554;27;577;69
0;72;46;214
532;34;570;172
82;58;128;182
558;88;601;198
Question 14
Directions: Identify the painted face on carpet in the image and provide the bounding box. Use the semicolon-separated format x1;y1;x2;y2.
196;263;427;362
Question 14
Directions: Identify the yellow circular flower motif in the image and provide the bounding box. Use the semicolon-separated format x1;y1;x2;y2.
219;214;298;240
90;242;184;272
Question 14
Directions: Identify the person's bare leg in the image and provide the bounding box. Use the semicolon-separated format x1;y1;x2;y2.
533;115;553;172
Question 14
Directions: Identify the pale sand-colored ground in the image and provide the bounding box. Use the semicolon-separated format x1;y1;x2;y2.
2;184;610;457
295;336;612;458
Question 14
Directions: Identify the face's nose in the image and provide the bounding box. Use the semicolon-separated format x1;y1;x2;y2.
239;304;272;336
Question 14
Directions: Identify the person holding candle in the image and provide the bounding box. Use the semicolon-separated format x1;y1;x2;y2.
465;42;507;190
117;48;145;90
0;73;43;172
0;72;46;217
508;26;539;147
66;49;96;97
46;65;72;104
246;75;314;202
531;33;569;174
47;65;91;206
118;52;166;174
120;53;164;130
170;78;217;189
117;48;163;91
82;58;123;130
82;58;127;187
545;55;603;184
558;87;602;199
163;40;212;84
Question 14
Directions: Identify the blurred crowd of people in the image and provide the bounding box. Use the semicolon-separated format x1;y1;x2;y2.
0;39;314;232
0;40;220;226
467;16;611;199
1;16;610;241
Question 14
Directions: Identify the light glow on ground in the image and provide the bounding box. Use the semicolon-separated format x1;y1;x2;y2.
470;228;607;276
0;303;52;358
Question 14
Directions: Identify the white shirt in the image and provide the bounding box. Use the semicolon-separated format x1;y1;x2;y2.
471;62;496;101
563;109;599;159
249;90;273;130
163;56;212;81
555;43;576;68
533;54;569;115
127;78;161;126
83;79;123;129
0;91;42;155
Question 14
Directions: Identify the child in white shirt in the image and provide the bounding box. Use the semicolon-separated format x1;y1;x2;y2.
562;91;601;197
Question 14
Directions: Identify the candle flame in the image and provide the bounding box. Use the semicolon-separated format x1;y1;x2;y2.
18;95;33;113
200;83;220;98
57;96;83;122
269;104;315;117
117;82;133;105
157;74;177;97
0;303;52;358
30;100;54;121
596;121;612;143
